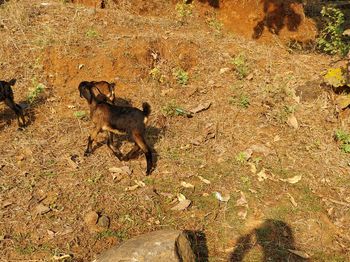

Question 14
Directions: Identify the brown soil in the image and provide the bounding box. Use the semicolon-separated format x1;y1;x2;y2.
1;0;350;261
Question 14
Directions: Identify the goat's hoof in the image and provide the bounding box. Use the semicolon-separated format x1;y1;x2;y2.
84;151;91;157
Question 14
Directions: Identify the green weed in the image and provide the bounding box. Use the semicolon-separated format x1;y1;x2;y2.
86;28;98;38
317;6;350;56
335;129;350;153
175;0;193;24
173;68;189;85
231;53;250;79
27;78;45;104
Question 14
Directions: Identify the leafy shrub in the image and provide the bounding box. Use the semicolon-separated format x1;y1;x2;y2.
231;53;250;79
317;7;350;56
149;67;166;83
335;129;350;153
173;68;189;85
27;78;45;104
175;0;193;24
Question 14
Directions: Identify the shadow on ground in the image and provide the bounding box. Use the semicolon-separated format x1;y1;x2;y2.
229;219;309;262
252;0;303;39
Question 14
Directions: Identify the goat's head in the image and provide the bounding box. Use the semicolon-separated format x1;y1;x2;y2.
78;81;94;104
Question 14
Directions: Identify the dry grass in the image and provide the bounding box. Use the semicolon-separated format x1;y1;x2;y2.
1;0;350;261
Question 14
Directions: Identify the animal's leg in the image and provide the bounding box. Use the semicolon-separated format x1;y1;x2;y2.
131;130;153;176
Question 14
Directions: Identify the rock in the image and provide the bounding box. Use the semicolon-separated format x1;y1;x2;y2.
84;211;99;232
94;230;196;262
97;215;110;229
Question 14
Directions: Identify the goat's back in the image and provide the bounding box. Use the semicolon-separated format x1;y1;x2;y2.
93;103;146;133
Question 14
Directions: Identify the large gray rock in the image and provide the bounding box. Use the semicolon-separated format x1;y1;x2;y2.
93;230;196;262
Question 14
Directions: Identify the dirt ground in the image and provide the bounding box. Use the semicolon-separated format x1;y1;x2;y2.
1;0;350;261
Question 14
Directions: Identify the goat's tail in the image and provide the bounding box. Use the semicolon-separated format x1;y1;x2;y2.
142;102;151;124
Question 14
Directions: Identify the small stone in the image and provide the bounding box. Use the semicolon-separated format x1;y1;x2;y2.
97;215;110;229
84;211;98;227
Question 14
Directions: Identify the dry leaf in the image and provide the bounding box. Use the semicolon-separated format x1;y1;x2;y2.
177;193;187;202
281;175;302;184
125;185;139;191
287;193;298;207
134;180;145;187
236;191;248;207
190;102;212;114
171;199;191;211
219;67;230;74
248;163;257;174
288;249;310;259
257;168;268;181
238;209;248;220
214;192;230;202
198;176;211;184
109;166;132;177
287;114;299;129
181;181;194;189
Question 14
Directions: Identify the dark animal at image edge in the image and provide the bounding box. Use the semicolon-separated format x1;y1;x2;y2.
78;81;153;175
0;79;26;128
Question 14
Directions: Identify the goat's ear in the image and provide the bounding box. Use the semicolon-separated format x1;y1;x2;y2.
8;79;16;86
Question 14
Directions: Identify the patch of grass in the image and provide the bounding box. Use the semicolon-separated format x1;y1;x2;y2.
162;101;191;117
96;229;128;241
229;94;250;108
149;66;165;83
317;6;350;56
235;151;248;164
231;53;250;79
86;28;98;38
74;111;87;119
173;68;189;85
87;173;102;184
27;78;45;104
175;0;193;24
40;172;57;178
207;16;223;35
335;129;350;153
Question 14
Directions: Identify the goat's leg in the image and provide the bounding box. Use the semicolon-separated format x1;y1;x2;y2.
132;130;153;175
4;98;25;127
85;127;100;156
123;143;141;161
106;132;123;160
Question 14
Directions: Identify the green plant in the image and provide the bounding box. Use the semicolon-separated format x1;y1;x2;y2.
149;66;165;83
207;17;223;35
231;53;250;79
235;152;248;163
229;94;250;108
162;101;191;117
96;229;128;241
27;78;45;104
175;0;193;24
74;111;87;119
317;7;350;56
86;28;98;38
173;68;189;85
335;129;350;153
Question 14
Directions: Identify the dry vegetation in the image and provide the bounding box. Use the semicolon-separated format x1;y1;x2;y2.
0;0;350;261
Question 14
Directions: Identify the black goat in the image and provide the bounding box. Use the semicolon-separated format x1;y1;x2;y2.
0;79;26;128
78;82;153;175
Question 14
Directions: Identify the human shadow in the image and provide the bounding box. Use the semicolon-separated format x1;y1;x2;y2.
252;0;302;39
181;230;209;261
229;219;309;262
